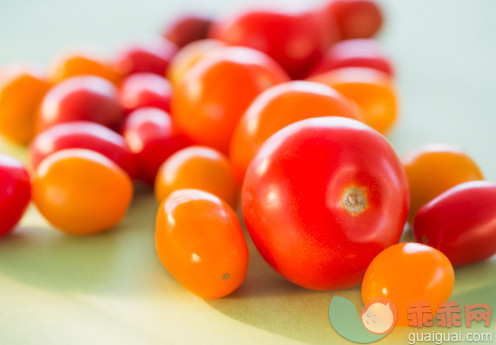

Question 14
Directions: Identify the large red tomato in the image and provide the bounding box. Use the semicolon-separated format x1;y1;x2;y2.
242;117;409;290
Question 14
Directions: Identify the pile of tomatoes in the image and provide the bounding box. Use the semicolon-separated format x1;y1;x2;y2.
0;0;495;325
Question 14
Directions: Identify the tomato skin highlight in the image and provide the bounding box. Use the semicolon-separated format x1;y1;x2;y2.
155;189;249;299
414;181;496;266
119;73;172;114
242;117;409;290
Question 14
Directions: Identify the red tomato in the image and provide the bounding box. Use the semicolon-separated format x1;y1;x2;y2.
414;181;496;266
119;73;172;114
210;8;337;79
162;13;213;48
116;37;178;76
36;76;123;133
122;107;190;185
29;121;136;178
311;39;393;76
322;0;383;39
0;154;31;237
242;117;409;290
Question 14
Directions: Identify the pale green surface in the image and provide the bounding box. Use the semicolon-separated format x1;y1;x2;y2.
1;0;496;344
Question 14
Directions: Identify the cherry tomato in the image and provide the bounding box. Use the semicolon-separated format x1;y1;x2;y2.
414;181;496;266
242;117;409;290
309;67;397;133
0;66;50;144
32;149;133;235
29;121;136;178
310;39;393;76
155;146;239;208
402;143;483;221
210;8;336;79
172;46;289;153
229;80;360;181
48;51;123;85
162;13;213;48
122;107;190;185
323;0;383;39
116;37;178;76
119;73;172;114
155;189;249;299
167;39;225;87
362;243;454;327
36;76;123;133
0;154;31;237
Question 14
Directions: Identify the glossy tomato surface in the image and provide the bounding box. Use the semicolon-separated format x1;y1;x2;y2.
229;80;360;181
414;181;496;266
242;117;409;290
362;243;454;327
36;76;123;133
32;149;133;235
29;121;136;177
119;73;172;114
156;189;249;299
123;107;190;185
172;46;289;153
0;154;31;236
162;13;213;48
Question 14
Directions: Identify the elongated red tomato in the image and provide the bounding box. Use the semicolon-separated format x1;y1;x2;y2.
242;117;409;290
414;181;496;266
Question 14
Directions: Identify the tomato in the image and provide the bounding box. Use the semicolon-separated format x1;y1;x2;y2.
310;39;393;77
155;146;239;208
229;80;360;181
210;7;337;79
36;76;123;133
48;51;122;85
29;121;136;178
242;117;409;290
155;189;248;299
414;181;496;266
402;143;483;221
32;149;133;235
172;46;289;153
323;0;383;39
119;73;172;114
116;37;178;76
309;67;397;133
0;154;31;237
362;243;454;327
162;13;213;48
167;39;226;87
122;107;190;185
0;66;50;144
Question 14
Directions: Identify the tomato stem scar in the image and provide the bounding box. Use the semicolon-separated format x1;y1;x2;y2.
222;273;230;280
342;186;367;214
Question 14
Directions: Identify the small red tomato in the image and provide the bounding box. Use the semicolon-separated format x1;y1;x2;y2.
323;0;383;39
210;8;336;79
122;107;190;185
414;181;496;266
242;117;409;290
116;37;178;76
162;13;213;48
36;76;123;133
0;154;31;237
311;39;393;76
119;73;172;114
29;121;136;178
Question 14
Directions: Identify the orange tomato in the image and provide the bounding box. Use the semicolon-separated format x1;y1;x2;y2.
229;81;361;181
172;46;289;153
167;39;225;87
362;242;454;327
49;51;123;85
32;149;133;235
155;146;239;208
155;189;249;299
309;67;397;133
402;143;483;221
0;66;50;144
